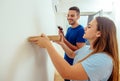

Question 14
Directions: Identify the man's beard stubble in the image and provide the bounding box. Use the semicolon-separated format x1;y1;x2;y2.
68;19;75;25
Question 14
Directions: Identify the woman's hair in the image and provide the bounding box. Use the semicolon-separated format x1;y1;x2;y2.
93;17;119;81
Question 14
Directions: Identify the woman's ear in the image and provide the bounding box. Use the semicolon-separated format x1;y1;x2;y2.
96;31;101;37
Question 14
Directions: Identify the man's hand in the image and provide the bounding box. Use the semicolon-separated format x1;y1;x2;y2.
58;26;64;36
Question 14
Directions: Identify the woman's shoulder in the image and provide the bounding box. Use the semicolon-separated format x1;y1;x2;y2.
92;52;112;60
88;52;113;65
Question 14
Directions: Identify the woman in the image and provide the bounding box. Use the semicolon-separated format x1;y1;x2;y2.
29;17;119;81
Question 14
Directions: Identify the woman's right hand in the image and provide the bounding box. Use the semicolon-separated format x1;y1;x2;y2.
29;34;52;48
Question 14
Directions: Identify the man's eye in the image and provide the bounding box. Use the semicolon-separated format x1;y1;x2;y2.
67;15;74;17
87;26;91;28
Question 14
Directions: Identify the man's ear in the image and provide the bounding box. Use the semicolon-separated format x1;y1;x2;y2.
77;15;80;19
96;31;101;37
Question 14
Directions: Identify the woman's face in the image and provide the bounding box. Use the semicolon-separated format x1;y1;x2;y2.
83;19;101;41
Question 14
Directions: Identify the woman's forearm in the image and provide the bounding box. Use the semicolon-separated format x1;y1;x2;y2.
46;44;72;78
60;43;75;58
64;38;78;51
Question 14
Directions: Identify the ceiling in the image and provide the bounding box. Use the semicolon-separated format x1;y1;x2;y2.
52;0;114;15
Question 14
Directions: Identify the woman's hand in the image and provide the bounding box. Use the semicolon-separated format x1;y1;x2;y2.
54;33;65;46
29;34;52;48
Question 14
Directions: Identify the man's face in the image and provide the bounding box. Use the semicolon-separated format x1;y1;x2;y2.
67;10;79;25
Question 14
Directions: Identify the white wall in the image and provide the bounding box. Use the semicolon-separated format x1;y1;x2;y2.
55;13;68;34
113;0;120;56
57;0;113;13
0;0;56;81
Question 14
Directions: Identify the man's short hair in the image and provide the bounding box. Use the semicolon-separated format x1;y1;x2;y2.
69;6;80;15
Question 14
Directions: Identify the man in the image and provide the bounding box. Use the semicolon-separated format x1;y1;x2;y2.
58;6;86;81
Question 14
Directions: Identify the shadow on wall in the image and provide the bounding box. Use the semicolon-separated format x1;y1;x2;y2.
4;41;48;81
